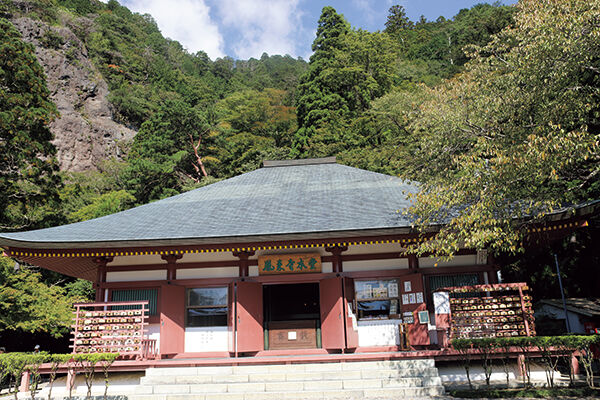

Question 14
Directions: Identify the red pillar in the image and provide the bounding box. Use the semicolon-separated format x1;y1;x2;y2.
19;371;30;393
571;353;580;375
159;254;184;358
408;254;419;272
325;246;347;273
161;254;182;281
93;256;113;302
233;250;255;277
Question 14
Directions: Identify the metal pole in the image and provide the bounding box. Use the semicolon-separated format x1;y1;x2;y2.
553;253;571;333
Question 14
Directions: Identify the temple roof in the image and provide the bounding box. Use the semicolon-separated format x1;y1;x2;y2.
540;298;600;317
0;158;421;249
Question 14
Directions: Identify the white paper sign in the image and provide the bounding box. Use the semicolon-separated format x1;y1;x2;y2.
402;294;409;305
288;331;297;340
390;299;398;314
416;292;424;303
433;291;450;314
409;293;416;304
389;282;399;297
404;281;412;292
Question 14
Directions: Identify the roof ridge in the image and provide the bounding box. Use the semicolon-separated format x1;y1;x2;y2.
263;157;337;168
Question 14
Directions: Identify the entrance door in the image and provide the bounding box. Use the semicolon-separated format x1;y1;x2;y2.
320;277;345;350
236;281;263;353
264;283;320;350
159;284;185;356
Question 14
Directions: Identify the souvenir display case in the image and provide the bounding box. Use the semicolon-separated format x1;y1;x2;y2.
354;279;401;320
71;301;149;358
445;282;535;339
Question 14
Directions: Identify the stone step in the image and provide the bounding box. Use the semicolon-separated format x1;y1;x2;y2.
129;385;445;400
140;367;441;385
135;359;444;399
136;377;444;394
143;359;435;377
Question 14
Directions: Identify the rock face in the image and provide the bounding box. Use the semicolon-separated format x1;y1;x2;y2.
12;17;136;171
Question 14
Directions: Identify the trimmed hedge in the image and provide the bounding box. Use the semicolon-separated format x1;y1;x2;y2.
451;335;600;389
0;352;119;400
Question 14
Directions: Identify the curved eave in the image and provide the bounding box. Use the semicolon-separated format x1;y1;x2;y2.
1;226;439;251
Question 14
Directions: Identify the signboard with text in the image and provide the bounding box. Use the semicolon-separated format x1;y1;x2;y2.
258;253;321;275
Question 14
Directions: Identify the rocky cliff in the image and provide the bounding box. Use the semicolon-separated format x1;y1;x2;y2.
11;16;136;171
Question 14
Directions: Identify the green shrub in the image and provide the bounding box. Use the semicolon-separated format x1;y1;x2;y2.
0;352;120;399
451;335;600;388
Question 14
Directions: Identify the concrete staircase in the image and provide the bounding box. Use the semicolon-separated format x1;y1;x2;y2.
129;359;445;400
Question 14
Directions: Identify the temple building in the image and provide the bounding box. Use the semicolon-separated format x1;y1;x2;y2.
0;157;593;360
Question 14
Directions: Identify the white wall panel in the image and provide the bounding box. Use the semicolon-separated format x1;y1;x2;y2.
147;323;160;353
176;267;238;279
180;252;237;263
184;326;228;352
109;254;164;266
342;258;408;272
357;319;402;346
106;270;166;282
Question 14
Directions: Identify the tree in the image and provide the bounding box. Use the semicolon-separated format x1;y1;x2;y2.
384;5;413;37
0;256;76;337
0;18;62;231
215;88;296;176
123;99;217;203
294;7;350;156
396;0;600;257
294;8;397;157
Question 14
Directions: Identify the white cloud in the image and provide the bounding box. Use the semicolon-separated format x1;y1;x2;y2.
213;0;303;59
123;0;225;60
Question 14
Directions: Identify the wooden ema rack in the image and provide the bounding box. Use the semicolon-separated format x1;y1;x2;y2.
444;283;536;340
71;301;149;359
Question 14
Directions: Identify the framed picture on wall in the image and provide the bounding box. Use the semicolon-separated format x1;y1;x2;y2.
418;311;430;324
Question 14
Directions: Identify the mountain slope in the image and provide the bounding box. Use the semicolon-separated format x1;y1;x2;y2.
10;14;136;171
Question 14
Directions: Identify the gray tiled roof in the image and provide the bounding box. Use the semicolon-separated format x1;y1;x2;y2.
0;160;420;248
540;298;600;317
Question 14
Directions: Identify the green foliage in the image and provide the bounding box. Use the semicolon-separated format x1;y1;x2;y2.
0;352;48;400
63;279;95;301
39;29;64;50
451;335;600;389
0;18;63;231
393;0;600;257
70;190;135;221
449;387;600;398
294;7;397;157
123;99;214;203
384;3;514;85
0;353;118;399
0;256;78;337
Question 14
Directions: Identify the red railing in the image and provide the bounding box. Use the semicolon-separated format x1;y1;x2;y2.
71;301;153;360
142;338;158;359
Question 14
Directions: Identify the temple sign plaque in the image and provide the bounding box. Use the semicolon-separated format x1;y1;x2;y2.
258;253;321;275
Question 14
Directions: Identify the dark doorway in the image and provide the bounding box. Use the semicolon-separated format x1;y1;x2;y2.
263;283;321;349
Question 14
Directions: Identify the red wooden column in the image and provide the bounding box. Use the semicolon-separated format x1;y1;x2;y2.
93;256;113;302
159;253;184;358
161;254;182;281
233;250;255;277
325;245;347;273
408;254;419;272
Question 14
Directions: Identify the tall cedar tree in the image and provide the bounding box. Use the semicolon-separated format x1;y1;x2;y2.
294;7;350;156
0;18;62;231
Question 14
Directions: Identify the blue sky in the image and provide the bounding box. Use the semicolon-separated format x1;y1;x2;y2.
116;0;514;60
